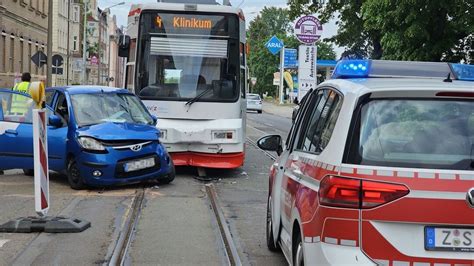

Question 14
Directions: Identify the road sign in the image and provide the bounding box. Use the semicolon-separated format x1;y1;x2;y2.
52;54;64;67
52;67;63;75
31;51;47;67
297;45;317;99
265;35;284;55
90;56;98;65
295;15;323;44
284;48;298;68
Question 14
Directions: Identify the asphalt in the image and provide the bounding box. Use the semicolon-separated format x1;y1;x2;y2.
0;107;292;266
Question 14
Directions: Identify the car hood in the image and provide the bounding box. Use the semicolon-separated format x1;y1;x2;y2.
76;122;158;141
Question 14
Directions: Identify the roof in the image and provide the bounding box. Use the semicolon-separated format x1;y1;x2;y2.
322;77;474;97
47;86;131;95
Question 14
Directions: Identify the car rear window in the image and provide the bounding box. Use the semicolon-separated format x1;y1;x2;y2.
347;99;474;170
247;95;260;100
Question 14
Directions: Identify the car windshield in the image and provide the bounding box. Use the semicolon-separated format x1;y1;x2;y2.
248;95;260;100
351;99;474;170
70;93;154;127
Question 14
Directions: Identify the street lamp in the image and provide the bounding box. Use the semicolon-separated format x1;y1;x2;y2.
98;2;125;85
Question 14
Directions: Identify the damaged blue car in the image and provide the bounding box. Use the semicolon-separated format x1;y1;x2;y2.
0;86;175;189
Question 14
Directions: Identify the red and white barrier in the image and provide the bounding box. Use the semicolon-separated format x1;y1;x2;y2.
33;109;49;216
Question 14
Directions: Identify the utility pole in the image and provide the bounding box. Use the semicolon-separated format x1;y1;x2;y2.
46;0;53;87
98;10;104;86
66;0;71;85
82;0;88;84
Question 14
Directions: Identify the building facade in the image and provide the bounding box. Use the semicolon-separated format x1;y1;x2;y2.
0;0;48;88
51;0;70;86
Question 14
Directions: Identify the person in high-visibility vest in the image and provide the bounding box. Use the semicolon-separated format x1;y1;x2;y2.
11;72;32;115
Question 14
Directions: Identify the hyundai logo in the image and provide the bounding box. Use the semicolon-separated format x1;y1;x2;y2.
131;144;142;152
467;188;474;208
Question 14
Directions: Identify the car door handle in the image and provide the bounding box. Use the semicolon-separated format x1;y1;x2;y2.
5;129;18;135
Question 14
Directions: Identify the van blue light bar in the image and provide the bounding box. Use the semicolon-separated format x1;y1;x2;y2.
332;60;474;81
332;60;371;79
450;64;474;81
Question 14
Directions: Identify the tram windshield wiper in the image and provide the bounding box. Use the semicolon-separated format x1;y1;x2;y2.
185;87;213;107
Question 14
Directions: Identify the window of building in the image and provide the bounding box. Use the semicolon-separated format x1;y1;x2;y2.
20;39;24;72
28;41;32;73
1;33;6;73
35;43;39;74
10;35;15;73
73;36;78;51
73;6;79;22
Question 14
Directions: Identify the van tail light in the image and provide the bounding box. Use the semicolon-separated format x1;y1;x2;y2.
319;176;409;209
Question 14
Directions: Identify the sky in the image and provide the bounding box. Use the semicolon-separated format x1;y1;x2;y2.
98;0;343;56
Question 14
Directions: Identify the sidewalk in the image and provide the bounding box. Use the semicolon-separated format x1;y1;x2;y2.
262;101;295;119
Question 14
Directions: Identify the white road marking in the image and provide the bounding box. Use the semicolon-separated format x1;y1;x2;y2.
0;239;10;248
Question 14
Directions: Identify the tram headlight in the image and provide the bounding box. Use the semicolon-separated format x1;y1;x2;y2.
212;131;235;140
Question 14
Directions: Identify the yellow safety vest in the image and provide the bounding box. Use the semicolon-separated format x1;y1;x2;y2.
11;82;31;115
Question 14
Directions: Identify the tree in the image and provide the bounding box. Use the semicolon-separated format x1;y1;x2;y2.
248;7;337;96
288;0;473;63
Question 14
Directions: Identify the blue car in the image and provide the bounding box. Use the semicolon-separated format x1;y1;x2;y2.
0;86;175;189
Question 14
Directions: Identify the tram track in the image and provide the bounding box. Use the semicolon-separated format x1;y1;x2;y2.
108;188;145;266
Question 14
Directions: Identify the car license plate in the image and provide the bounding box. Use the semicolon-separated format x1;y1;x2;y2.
425;227;474;252
124;158;155;172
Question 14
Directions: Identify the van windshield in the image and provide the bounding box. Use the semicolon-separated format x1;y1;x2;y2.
349;99;474;170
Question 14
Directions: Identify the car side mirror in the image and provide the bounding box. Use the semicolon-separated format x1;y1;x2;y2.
49;114;62;128
257;135;283;156
151;115;158;126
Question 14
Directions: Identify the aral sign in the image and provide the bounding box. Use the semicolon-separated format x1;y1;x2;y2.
295;15;323;44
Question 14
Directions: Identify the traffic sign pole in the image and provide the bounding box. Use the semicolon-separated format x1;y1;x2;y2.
279;47;285;105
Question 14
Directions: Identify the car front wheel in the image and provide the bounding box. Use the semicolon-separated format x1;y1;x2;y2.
67;158;86;190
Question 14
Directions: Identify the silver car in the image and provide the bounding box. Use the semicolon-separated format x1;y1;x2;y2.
246;94;262;113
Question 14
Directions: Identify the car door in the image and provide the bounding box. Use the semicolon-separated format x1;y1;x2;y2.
0;90;68;171
270;89;319;250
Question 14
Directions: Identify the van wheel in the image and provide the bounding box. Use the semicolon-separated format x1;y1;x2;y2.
266;197;280;251
257;110;262;114
67;158;86;190
23;169;34;176
293;231;304;266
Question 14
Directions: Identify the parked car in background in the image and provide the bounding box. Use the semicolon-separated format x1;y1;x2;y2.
0;86;175;189
258;60;474;265
247;93;262;113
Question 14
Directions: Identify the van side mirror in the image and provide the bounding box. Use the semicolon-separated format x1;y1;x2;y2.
118;35;131;58
292;106;299;123
257;135;283;156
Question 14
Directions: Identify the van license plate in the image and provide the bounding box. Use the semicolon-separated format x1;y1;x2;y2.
425;227;474;252
124;158;155;172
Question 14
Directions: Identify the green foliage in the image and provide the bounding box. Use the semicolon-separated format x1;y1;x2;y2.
248;7;337;96
288;0;473;63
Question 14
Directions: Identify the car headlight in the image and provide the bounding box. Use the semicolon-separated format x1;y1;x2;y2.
77;137;106;151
